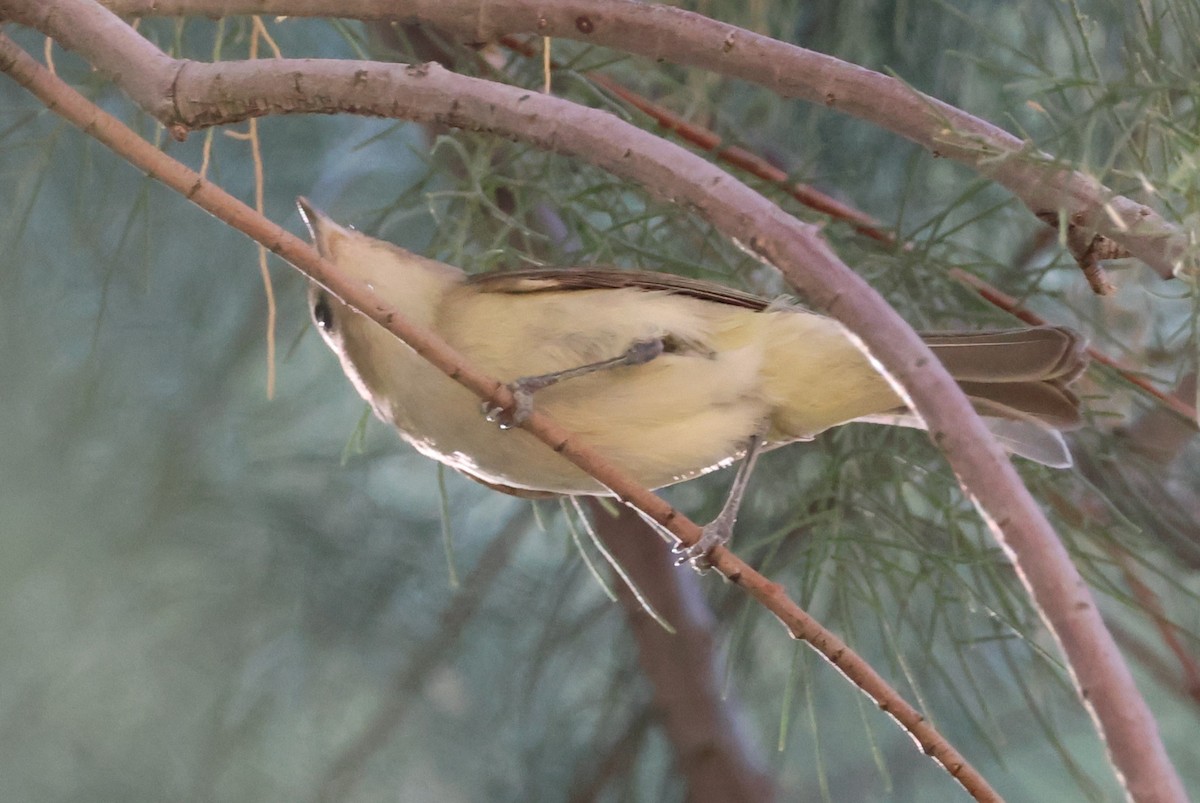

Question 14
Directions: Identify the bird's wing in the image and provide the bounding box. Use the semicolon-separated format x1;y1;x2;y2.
465;267;774;311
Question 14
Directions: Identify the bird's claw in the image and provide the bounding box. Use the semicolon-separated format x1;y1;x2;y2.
482;381;536;430
672;521;731;574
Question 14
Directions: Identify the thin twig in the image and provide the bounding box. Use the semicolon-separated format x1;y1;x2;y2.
249;16;278;397
1036;211;1123;295
1109;620;1200;710
1114;550;1200;705
497;34;899;246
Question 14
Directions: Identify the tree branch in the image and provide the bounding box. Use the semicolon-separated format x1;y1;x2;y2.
496;34;898;246
97;0;1193;281
7;0;178;116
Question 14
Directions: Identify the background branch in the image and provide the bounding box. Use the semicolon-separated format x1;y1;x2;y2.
99;0;1193;280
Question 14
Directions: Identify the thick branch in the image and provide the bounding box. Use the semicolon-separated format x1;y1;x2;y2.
1;3;1188;800
0;30;1004;803
99;0;1192;280
5;0;178;115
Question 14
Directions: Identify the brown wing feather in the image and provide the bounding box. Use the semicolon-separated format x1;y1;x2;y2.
465;267;773;311
957;381;1083;429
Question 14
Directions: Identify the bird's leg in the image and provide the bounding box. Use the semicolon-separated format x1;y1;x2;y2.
674;429;767;573
483;338;665;428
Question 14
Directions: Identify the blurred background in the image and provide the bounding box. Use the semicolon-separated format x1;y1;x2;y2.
1;1;1198;800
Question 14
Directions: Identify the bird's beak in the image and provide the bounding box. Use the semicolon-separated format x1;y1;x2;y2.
296;196;325;238
296;197;341;257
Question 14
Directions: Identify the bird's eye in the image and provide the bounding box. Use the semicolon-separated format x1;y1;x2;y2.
312;294;334;332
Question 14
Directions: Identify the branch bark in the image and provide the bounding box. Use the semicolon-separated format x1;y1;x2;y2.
0;2;1189;800
98;0;1194;281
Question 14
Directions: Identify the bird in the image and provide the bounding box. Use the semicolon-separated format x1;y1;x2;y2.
297;198;1086;560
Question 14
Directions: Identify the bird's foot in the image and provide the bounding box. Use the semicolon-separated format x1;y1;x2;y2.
672;517;732;574
482;380;539;430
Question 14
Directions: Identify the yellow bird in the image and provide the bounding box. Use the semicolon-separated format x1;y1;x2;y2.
299;199;1085;558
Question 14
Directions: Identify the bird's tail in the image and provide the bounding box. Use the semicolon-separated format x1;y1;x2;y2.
924;326;1086;427
859;326;1088;467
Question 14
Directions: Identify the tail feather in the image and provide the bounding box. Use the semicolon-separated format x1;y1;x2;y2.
924;326;1087;384
862;325;1088;467
957;380;1082;430
925;326;1087;431
858;412;1074;468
